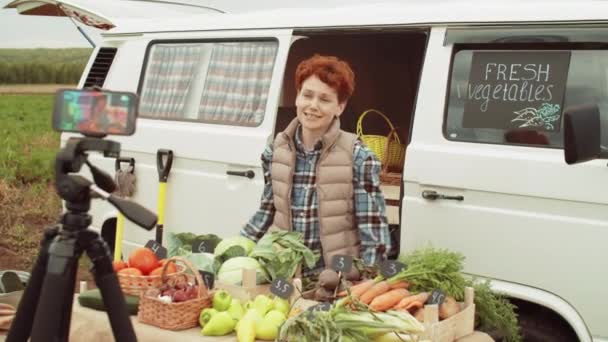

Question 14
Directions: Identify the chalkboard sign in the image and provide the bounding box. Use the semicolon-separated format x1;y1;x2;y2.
462;51;571;132
426;289;446;306
191;239;217;254
307;302;331;312
331;255;353;273
270;278;294;299
380;260;406;278
199;271;215;289
144;240;167;259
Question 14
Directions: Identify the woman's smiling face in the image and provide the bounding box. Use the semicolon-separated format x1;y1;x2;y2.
295;75;346;136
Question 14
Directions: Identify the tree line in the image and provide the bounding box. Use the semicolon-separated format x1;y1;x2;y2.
0;62;85;84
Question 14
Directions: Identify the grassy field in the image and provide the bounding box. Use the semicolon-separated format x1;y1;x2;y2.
0;93;63;272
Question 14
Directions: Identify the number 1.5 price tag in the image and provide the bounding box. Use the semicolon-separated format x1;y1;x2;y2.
270;278;294;299
331;255;353;273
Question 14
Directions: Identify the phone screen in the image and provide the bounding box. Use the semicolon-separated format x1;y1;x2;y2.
53;89;137;136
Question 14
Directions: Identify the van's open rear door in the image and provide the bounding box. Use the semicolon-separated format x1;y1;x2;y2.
4;0;117;29
4;0;224;30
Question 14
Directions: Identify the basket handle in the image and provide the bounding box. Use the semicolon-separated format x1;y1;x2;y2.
381;128;402;173
356;109;401;144
161;256;208;298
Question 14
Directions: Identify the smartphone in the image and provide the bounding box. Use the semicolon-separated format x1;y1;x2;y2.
52;89;138;136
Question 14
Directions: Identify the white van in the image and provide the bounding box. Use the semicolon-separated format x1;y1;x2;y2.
7;0;608;340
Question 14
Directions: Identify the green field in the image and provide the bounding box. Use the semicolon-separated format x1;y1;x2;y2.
0;48;92;84
0;94;59;183
0;48;92;64
0;94;61;270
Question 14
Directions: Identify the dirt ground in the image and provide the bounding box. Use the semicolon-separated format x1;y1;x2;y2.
0;84;76;94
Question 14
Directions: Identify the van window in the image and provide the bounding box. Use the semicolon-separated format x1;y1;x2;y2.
139;40;278;126
445;45;608;147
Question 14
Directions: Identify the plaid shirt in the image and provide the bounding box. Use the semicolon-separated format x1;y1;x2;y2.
241;126;391;276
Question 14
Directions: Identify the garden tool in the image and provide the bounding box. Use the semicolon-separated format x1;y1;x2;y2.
114;157;136;261
155;149;173;244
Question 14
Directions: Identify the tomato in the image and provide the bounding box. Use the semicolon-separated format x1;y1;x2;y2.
112;260;128;272
118;267;143;276
127;247;159;275
158;259;178;274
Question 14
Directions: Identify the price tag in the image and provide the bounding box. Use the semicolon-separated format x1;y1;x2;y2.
426;289;446;306
331;255;353;273
270;278;294;299
199;271;215;289
145;240;167;259
307;302;331;312
380;260;406;278
191;239;217;254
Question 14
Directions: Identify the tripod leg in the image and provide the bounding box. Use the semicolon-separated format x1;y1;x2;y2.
30;232;81;342
82;230;137;342
6;225;59;342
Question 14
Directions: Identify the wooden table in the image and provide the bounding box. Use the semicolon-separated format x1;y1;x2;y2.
0;297;494;342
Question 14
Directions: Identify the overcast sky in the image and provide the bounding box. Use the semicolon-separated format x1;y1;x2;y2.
0;0;98;48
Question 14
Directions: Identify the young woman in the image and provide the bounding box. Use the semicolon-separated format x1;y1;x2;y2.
241;54;391;276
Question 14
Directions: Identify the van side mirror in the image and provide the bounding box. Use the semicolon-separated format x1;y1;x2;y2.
563;104;602;164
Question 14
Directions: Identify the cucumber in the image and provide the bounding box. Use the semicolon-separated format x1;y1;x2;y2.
78;289;139;315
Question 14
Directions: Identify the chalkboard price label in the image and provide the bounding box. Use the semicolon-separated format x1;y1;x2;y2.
192;239;217;254
380;260;406;278
270;278;294;299
331;255;353;273
426;289;446;306
199;271;215;290
307;302;331;312
145;240;167;259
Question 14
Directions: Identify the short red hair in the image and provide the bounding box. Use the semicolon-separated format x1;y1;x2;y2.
295;54;355;104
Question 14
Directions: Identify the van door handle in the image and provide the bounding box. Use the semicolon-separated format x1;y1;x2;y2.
227;170;255;179
422;190;464;201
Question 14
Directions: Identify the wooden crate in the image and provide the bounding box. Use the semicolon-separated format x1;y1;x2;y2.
214;269;302;305
213;268;271;302
422;287;475;342
380;183;401;225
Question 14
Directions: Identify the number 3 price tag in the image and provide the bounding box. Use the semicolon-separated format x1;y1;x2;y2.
270;278;294;299
380;260;406;278
331;255;353;273
145;240;167;259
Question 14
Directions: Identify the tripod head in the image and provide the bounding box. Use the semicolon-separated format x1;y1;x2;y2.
55;136;157;231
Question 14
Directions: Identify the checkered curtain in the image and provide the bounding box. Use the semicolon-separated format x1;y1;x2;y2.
140;44;202;119
198;42;277;125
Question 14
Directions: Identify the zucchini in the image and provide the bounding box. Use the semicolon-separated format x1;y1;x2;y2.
78;289;139;315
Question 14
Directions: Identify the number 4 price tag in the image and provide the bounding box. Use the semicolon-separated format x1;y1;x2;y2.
145;240;167;259
270;278;294;299
380;260;406;278
426;289;446;306
331;255;353;273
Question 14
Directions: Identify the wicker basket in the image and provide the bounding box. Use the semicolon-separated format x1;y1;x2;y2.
137;256;212;330
117;263;186;296
356;109;406;171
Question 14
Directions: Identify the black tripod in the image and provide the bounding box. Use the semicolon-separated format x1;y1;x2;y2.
6;137;157;342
